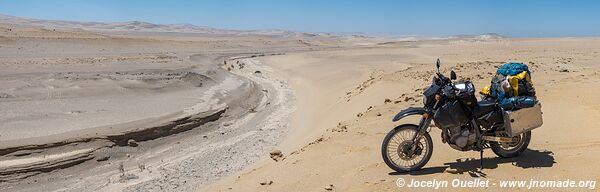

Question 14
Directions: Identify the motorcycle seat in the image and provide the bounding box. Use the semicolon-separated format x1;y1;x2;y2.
474;99;497;117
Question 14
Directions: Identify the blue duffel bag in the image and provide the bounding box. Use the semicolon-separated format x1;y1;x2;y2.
499;96;536;110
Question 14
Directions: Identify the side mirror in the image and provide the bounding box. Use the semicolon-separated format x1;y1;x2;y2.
436;58;441;72
450;70;457;80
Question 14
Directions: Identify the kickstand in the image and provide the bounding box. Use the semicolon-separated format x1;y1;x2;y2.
479;149;484;171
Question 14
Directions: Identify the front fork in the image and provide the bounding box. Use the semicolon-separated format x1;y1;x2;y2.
408;112;433;153
410;98;439;144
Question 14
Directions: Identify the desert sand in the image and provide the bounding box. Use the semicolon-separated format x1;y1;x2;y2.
1;14;599;192
205;39;600;191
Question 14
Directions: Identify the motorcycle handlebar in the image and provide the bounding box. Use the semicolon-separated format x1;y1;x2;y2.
436;72;452;85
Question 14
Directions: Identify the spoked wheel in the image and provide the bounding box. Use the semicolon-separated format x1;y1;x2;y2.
381;124;433;172
491;131;531;158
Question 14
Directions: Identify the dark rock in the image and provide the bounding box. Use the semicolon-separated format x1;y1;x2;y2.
270;150;284;162
325;184;334;190
127;139;139;147
332;125;348;132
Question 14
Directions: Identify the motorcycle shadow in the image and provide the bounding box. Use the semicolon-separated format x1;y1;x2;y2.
389;149;555;177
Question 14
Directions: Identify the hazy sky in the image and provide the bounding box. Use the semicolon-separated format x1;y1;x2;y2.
1;0;599;37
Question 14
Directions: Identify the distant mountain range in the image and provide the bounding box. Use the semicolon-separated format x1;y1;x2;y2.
0;14;504;40
0;14;317;37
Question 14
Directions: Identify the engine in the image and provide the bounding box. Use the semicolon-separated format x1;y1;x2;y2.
447;125;477;151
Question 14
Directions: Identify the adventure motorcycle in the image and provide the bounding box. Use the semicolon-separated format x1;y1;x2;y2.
381;59;538;172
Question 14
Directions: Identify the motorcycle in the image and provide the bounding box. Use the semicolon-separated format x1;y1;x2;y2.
381;59;534;172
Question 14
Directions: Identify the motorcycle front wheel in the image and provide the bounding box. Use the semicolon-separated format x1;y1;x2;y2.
490;131;531;158
381;124;433;172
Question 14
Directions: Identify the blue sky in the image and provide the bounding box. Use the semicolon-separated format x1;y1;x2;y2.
0;0;599;37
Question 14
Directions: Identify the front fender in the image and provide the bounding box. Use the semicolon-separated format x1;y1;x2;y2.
392;107;426;122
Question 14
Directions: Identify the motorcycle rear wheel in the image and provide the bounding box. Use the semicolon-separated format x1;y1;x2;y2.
381;124;433;172
490;131;531;158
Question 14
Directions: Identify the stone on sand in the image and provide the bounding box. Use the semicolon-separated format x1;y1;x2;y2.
270;150;283;162
324;184;334;190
